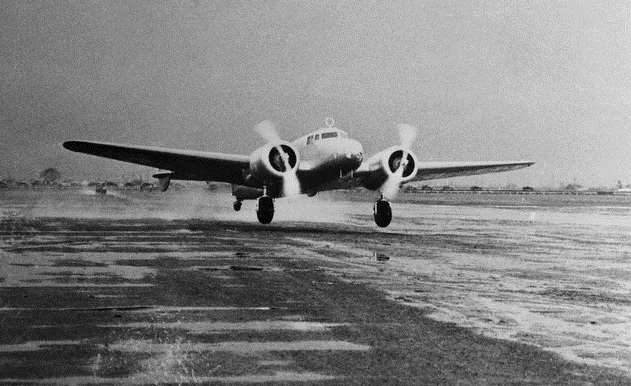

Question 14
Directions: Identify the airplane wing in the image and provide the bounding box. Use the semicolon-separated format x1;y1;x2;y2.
308;160;534;192
62;141;250;184
412;160;535;181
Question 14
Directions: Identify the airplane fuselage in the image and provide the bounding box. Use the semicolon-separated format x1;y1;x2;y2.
294;128;363;172
290;127;364;194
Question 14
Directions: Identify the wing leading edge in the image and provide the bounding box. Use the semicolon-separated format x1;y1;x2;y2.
62;141;250;184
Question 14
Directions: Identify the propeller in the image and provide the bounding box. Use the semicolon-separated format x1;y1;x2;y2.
255;120;301;197
255;120;282;144
381;123;418;200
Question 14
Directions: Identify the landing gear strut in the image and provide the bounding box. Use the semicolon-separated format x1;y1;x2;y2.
256;196;274;224
233;200;242;211
373;198;392;228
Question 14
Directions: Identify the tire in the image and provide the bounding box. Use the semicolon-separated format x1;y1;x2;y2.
256;196;274;224
374;200;392;227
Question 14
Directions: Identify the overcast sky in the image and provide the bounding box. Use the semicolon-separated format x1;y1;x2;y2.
1;1;630;187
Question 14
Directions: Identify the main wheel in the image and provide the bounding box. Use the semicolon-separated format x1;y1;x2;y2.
233;200;242;211
373;199;392;228
256;196;274;224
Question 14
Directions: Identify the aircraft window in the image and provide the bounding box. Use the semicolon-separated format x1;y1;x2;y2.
307;136;313;145
321;132;338;139
314;134;320;140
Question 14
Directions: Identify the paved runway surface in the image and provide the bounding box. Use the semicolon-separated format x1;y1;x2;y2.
1;189;630;384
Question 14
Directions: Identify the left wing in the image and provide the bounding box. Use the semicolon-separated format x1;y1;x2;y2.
63;141;250;184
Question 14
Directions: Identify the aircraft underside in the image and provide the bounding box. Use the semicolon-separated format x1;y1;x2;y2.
231;190;394;227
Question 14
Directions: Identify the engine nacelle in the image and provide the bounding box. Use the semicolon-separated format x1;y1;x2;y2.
232;184;264;200
361;146;419;191
246;142;300;184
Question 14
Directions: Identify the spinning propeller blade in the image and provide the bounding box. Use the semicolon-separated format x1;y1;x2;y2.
381;123;418;200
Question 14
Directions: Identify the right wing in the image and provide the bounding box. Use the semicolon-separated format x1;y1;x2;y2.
307;160;534;193
63;141;250;184
412;160;535;181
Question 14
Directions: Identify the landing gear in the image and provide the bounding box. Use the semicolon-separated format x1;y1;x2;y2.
373;198;392;227
256;196;274;224
233;200;242;211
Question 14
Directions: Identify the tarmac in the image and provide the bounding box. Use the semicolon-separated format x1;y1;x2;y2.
1;189;630;385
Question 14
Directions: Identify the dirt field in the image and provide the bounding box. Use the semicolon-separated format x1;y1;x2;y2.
1;188;630;384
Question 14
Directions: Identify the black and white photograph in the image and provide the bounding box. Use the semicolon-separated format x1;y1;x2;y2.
1;1;631;384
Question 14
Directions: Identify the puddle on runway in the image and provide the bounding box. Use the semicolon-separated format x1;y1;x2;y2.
0;306;279;312
110;339;370;354
0;340;83;352
101;321;346;333
112;338;353;385
191;265;279;272
0;251;156;287
0;371;338;385
130;306;281;313
0;283;153;288
84;294;126;298
204;371;338;383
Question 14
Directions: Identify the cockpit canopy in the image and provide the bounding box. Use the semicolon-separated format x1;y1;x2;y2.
306;130;348;145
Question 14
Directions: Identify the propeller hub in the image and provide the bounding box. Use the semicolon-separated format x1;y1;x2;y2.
388;151;415;177
380;123;419;200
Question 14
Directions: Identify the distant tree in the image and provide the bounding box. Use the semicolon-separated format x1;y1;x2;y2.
40;168;61;183
564;183;583;191
103;181;119;188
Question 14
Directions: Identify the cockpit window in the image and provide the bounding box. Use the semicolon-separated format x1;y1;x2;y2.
314;134;320;140
307;135;313;145
321;132;338;139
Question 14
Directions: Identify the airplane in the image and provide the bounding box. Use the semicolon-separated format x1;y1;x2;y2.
63;118;534;227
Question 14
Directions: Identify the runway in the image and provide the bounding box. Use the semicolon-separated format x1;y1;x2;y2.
1;188;630;384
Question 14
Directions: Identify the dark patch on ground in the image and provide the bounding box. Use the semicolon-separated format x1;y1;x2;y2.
54;259;109;268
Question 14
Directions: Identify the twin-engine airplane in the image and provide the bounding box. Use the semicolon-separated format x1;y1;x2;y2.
63;119;534;227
